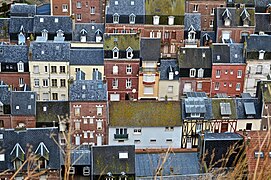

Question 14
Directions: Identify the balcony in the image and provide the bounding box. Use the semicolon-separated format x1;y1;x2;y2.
114;134;128;139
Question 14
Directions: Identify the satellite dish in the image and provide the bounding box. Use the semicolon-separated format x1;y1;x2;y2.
175;71;179;75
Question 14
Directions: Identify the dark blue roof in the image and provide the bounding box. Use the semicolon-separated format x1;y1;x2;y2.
9;17;34;34
0;45;29;63
69;80;107;101
70;48;104;65
11;91;36;116
31;41;70;61
184;13;201;31
0;127;60;171
37;4;51;15
200;31;216;46
73;23;104;42
10;3;36;17
0;85;11;105
235;98;262;119
247;34;271;52
140;38;161;61
33;15;72;34
106;0;145;15
229;44;245;63
135;152;200;177
159;59;179;80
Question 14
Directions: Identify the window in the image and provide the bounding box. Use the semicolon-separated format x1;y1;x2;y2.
217;55;221;60
215;82;220;90
171;32;176;39
131;0;134;5
75;68;80;72
190;68;196;77
119;152;128;159
126;79;132;89
164;32;170;39
19;78;24;85
150;139;156;143
112;78;118;89
33;65;39;74
116;128;127;135
166;139;173;143
83;167;90;176
237;70;242;78
76;1;82;8
75;121;80;130
51;66;57;73
211;8;215;15
230;70;234;74
90;7;95;14
60;79;66;87
43;79;48;87
134;140;141;143
75;107;80;116
76;14;82;21
16;106;20;110
225;70;228;74
134;129;142;134
168;86;173;93
129;14;136;24
210;20;214;28
113;65;118;74
197;82;202;90
112;47;119;59
229;83;232;87
97;106;103;116
224;82;227;87
28;105;31;110
52;79;57;87
254;151;264;158
52;93;58;100
168;16;174;25
191;113;200;118
60;66;65;73
126;47;133;59
62;4;68;12
236;83;241;91
256;65;263;74
126;65;132;74
259;50;265;60
83;131;88;138
165;127;174;131
153;16;160;25
115;0;118;5
44;66;48;73
157;31;161;38
97;120;102;130
40;17;44;22
17;62;24;72
55;18;58;23
216;70;221;78
198;68;204;78
149;31;154;38
144;87;154;95
143;74;155;82
113;13;119;23
246;123;252;130
193;4;198;12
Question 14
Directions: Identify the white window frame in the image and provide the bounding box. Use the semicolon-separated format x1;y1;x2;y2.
33;65;39;74
113;65;118;74
153;15;160;25
216;70;221;78
113;13;119;23
193;4;198;12
126;47;133;59
237;70;242;78
168;16;174;25
76;1;82;8
97;106;103;116
129;14;136;24
62;4;68;12
76;14;82;21
256;65;263;74
126;65;132;74
198;68;204;78
112;47;119;59
197;82;202;90
259;50;265;60
236;83;241;91
190;68;196;77
112;78;118;89
126;79;132;89
42;79;48;87
191;113;201;118
90;7;95;14
97;120;102;130
17;61;24;72
215;82;220;90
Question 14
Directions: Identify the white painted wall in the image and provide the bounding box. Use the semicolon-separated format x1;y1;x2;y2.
236;119;261;131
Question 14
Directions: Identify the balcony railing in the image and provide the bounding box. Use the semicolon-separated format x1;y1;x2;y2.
114;134;129;139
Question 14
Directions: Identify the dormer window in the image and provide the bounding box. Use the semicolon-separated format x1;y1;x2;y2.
126;47;133;59
80;29;87;42
40;17;44;22
56;29;64;37
222;8;232;27
168;16;174;25
17;61;24;72
168;66;174;80
153;16;160;25
35;142;49;169
240;8;250;27
41;29;48;41
259;50;265;60
188;25;196;41
95;29;102;43
18;32;25;45
113;13;119;24
10;143;25;170
190;68;196;77
55;18;59;23
129;14;136;24
0;101;3;115
198;68;204;78
112;47;119;59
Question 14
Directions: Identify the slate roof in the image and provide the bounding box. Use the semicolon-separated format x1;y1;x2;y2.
106;0;145;15
204;132;243;141
92;145;135;175
31;41;70;61
184;13;201;31
235;98;262;119
9;17;34;34
200;31;216;46
0;18;9;39
178;47;212;68
212;98;237;119
0;45;29;63
0;85;11;105
69;80;107;101
70;48;104;65
159;59;179;80
136;152;199;177
10;3;36;16
33;15;72;34
11;91;36;116
36;101;69;123
216;7;255;27
0;127;60;171
247;34;271;52
145;0;185;16
229;43;245;63
255;13;271;33
104;33;140;50
140;38;161;61
109;101;181;127
73;23;104;42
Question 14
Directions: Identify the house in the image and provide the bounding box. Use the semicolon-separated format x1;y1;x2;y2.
72;0;105;23
10;91;36;128
70;47;104;81
185;0;226;31
92;145;135;180
108;101;182;148
0;44;30;91
69;76;108;146
244;34;271;96
215;7;255;43
50;0;72;16
0;83;11;128
211;43;246;97
0;127;60;179
104;33;140;101
36;101;70;128
178;46;212;96
33;15;73;41
72;23;104;43
158;59;180;101
29;41;70;101
138;38;160;100
184;13;201;47
181;92;213;148
235;93;262;131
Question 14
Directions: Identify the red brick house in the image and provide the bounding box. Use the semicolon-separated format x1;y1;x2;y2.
50;0;72;16
211;43;246;97
104;33;140;101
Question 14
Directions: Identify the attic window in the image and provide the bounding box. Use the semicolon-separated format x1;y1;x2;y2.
16;106;20;110
115;0;118;5
254;151;264;158
126;47;133;59
153;16;160;25
0;154;4;161
43;106;47;111
40;18;44;22
129;14;136;24
198;68;204;78
28;105;31;109
168;16;175;25
83;166;90;176
259;50;265;60
202;52;206;58
131;0;134;5
119;152;128;159
82;85;86;90
55;18;59;23
113;13;119;23
217;55;220;60
112;47;119;59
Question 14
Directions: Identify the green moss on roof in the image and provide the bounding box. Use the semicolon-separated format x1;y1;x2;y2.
212;99;237;119
104;34;140;50
145;0;185;16
235;8;255;26
262;83;271;102
109;101;181;127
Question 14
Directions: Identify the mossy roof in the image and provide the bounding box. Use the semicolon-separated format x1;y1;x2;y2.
145;0;185;16
109;101;182;127
104;34;140;50
212;99;237;119
262;82;271;102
